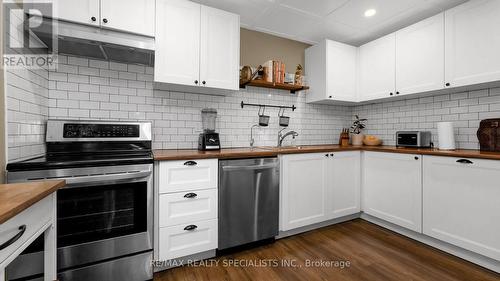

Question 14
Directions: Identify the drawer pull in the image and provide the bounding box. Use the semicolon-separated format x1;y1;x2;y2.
184;161;197;166
0;225;26;251
184;192;198;199
184;225;198;231
456;159;473;164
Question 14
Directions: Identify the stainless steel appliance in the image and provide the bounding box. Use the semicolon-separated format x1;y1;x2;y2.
396;131;432;148
6;120;154;281
218;158;279;250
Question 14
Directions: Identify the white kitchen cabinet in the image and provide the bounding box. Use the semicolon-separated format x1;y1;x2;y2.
280;151;360;231
159;189;217;227
396;13;445;95
445;0;500;88
158;219;218;260
155;0;201;87
423;156;500;261
156;158;218;261
358;33;396;101
51;0;154;36
155;0;240;91
100;0;155;36
199;5;240;90
326;151;361;219
51;0;100;26
158;159;218;194
362;152;422;232
305;40;358;103
280;153;328;231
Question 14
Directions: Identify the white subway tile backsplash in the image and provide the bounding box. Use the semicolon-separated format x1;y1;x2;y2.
8;54;500;160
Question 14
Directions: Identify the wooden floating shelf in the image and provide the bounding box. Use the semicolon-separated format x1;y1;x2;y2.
239;79;309;94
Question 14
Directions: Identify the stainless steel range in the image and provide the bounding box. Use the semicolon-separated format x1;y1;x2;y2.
6;120;154;281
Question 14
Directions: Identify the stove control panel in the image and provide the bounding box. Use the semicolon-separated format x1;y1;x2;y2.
63;123;140;138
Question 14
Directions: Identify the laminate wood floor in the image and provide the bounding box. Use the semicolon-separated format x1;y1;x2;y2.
154;219;500;281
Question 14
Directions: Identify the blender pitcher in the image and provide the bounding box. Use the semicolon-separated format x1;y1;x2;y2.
201;108;217;132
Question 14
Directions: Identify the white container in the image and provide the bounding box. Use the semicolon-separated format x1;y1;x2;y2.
437;122;456;150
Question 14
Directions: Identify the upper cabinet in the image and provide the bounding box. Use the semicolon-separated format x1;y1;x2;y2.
155;0;201;87
305;40;357;103
155;0;240;92
396;13;445;96
445;0;500;88
199;6;240;91
52;0;155;36
100;0;155;36
52;0;100;26
358;34;396;101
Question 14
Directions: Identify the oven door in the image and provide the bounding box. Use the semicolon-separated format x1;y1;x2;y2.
6;164;153;280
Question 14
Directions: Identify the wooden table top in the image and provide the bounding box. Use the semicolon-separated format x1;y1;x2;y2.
153;145;500;161
0;180;65;224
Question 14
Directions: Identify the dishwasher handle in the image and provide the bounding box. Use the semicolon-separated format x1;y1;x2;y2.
222;163;278;171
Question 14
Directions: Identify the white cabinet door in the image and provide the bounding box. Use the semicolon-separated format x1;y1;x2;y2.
199;5;239;90
305;40;357;103
396;13;445;95
362;152;422;232
100;0;155;36
423;156;500;261
327;151;361;219
326;41;357;102
358;33;396;101
155;0;201;86
445;0;500;88
52;0;100;26
280;153;328;231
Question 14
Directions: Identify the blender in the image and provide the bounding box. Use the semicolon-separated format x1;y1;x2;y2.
198;108;221;150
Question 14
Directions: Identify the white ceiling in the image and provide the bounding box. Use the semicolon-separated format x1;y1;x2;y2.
195;0;468;46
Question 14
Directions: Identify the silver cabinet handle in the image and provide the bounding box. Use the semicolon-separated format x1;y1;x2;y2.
184;161;197;166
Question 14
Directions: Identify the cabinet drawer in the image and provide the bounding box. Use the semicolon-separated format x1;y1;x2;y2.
158;219;217;260
0;196;53;264
159;189;217;227
158;159;218;193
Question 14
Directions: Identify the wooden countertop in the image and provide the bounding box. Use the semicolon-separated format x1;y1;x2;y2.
0;180;65;224
153;145;500;161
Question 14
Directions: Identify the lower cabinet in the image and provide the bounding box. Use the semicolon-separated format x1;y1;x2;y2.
423;156;500;261
362;152;422;232
157;159;218;261
326;151;361;219
280;151;361;231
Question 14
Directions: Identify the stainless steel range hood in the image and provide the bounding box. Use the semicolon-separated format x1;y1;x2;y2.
32;17;155;66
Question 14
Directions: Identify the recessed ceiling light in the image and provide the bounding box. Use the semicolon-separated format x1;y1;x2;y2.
364;9;377;17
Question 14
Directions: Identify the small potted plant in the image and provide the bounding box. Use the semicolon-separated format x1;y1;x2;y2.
350;115;367;146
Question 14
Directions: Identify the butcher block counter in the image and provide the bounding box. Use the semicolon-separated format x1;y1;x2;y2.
0;180;64;281
153;145;500;161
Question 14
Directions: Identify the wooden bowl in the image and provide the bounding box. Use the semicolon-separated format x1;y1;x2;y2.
363;136;382;146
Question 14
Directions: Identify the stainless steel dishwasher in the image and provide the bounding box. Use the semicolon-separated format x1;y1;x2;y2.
219;157;280;250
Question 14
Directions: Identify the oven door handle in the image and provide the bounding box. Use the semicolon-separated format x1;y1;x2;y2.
64;171;152;185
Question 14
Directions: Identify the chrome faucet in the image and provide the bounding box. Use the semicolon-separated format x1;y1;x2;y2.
250;124;260;147
278;128;299;147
